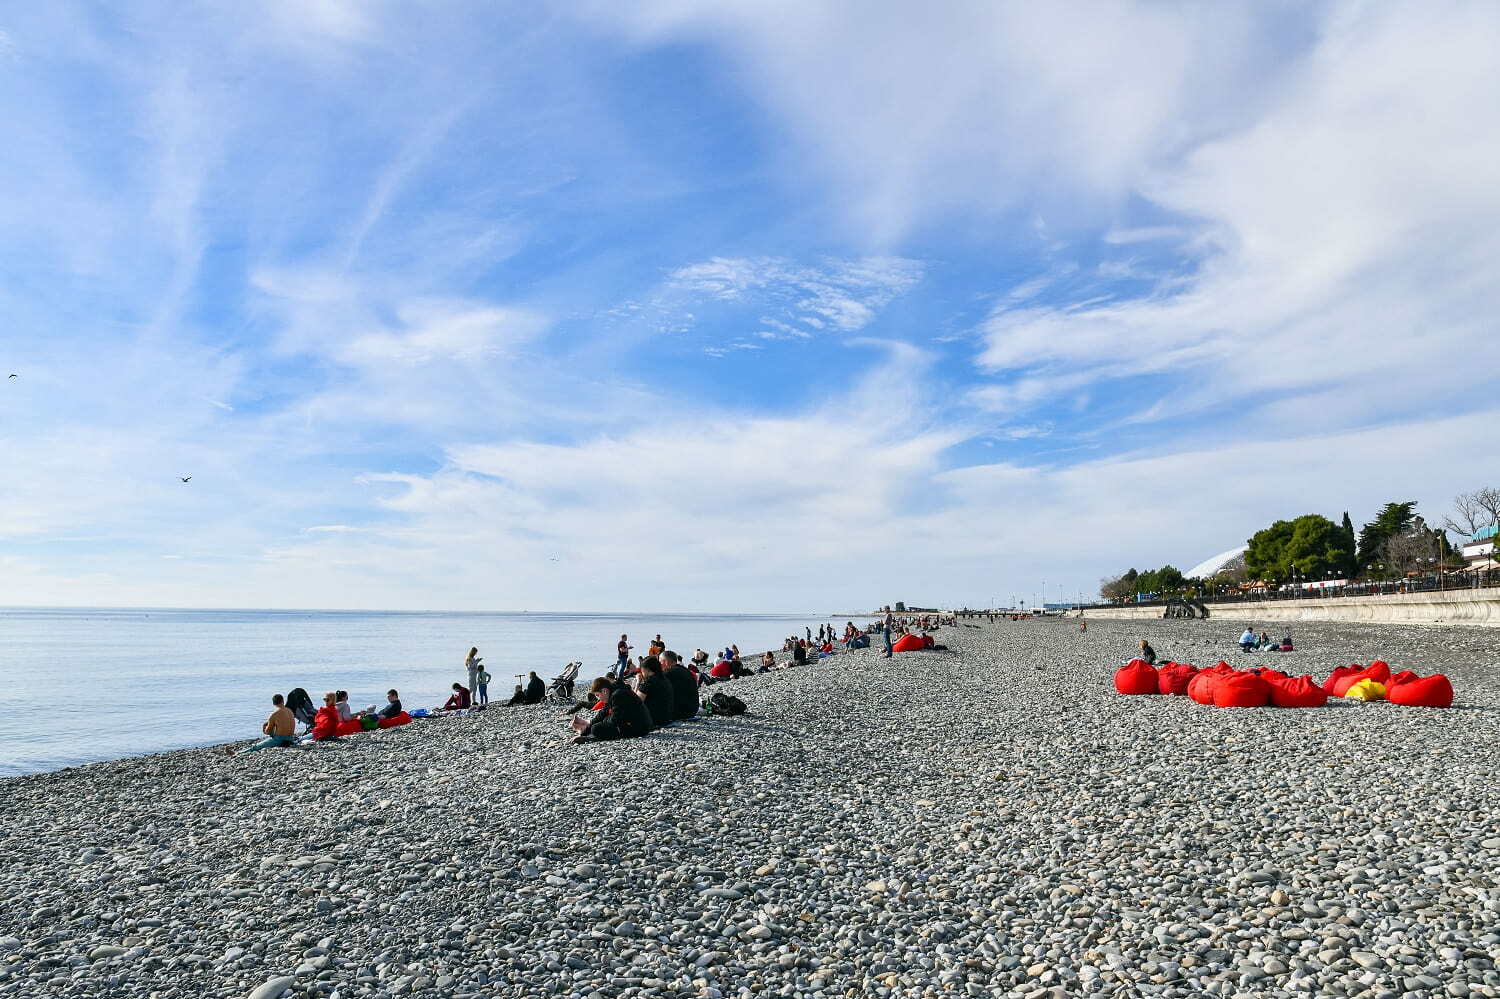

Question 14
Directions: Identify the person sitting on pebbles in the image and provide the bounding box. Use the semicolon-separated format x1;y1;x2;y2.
1238;627;1257;652
443;682;472;710
504;682;526;705
634;657;675;728
761;651;776;672
569;676;652;743
227;693;297;756
1138;639;1157;665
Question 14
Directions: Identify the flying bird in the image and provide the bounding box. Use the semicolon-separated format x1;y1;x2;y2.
179;476;192;483
7;374;15;378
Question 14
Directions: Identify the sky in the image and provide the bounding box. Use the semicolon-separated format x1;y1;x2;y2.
1;1;1498;612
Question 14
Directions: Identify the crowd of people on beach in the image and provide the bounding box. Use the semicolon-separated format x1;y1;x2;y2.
228;614;961;756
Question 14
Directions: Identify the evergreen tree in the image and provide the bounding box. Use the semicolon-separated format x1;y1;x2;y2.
1246;515;1353;583
1340;511;1358;576
1358;501;1417;574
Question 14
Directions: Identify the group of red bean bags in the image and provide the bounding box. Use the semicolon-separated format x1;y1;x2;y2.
892;633;935;652
313;709;414;740
1114;658;1453;708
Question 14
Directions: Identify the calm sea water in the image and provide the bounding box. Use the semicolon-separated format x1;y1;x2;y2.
0;608;832;777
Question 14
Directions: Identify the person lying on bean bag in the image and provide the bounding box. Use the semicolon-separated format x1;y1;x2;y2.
311;691;341;740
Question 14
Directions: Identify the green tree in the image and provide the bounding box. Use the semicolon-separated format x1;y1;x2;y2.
1358;501;1417;574
1246;514;1354;583
1134;565;1185;598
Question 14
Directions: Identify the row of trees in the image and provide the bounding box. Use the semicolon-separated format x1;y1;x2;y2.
1099;565;1185;602
1099;487;1497;600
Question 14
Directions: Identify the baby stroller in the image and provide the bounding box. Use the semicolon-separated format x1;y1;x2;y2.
285;687;317;734
547;662;581;703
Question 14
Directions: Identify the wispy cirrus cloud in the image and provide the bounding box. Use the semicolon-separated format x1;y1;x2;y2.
662;255;924;337
2;1;1498;615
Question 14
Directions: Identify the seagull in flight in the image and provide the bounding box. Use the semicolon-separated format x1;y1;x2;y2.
7;374;15;379
179;476;192;483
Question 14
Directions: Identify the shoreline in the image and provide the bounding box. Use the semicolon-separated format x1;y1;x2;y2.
0;611;861;780
2;617;1496;999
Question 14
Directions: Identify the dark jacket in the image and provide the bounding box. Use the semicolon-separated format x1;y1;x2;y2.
606;682;653;737
663;665;699;720
638;673;675;728
524;675;546;704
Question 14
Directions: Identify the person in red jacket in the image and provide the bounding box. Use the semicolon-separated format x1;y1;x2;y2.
311;691;341;740
443;683;472;710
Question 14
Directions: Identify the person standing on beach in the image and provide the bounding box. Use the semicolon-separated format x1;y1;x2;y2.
617;634;631;675
882;606;894;658
465;647;482;700
476;664;492;706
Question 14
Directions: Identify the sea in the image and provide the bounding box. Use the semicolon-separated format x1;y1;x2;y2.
0;607;846;778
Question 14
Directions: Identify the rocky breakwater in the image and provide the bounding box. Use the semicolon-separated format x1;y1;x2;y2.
1;616;1498;999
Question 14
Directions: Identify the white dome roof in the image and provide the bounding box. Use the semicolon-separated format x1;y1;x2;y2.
1186;545;1248;579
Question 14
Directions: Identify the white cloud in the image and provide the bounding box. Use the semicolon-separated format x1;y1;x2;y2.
973;3;1500;428
662;255;923;336
592;1;1296;242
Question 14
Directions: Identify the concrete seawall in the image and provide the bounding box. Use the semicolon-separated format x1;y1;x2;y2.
1081;588;1500;628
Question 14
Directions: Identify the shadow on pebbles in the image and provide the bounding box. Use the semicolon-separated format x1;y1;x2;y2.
1;617;1497;999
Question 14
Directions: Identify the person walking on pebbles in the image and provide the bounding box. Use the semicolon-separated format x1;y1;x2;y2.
465;647;483;700
882;606;894;658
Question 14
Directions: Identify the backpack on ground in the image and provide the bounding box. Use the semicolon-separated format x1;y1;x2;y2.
706;692;747;716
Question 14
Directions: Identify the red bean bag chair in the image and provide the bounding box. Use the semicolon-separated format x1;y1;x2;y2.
1387;669;1418;688
1322;665;1363;695
710;660;733;679
1187;670;1221;705
1265;674;1328;708
1331;661;1392;697
921;634;935;649
1214;671;1271;708
1156;662;1198;696
892;634;925;653
377;711;413;729
1255;667;1289;682
334;717;365;737
1113;659;1159;695
1387;673;1453;708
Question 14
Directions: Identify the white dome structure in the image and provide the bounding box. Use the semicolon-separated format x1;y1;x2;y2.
1186;545;1248;580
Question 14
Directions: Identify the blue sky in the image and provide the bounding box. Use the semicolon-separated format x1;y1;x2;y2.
2;1;1498;611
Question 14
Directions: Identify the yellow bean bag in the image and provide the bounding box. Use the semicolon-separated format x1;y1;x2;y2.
1342;679;1387;702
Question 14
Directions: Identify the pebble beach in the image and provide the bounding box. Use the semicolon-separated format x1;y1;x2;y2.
1;617;1497;999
